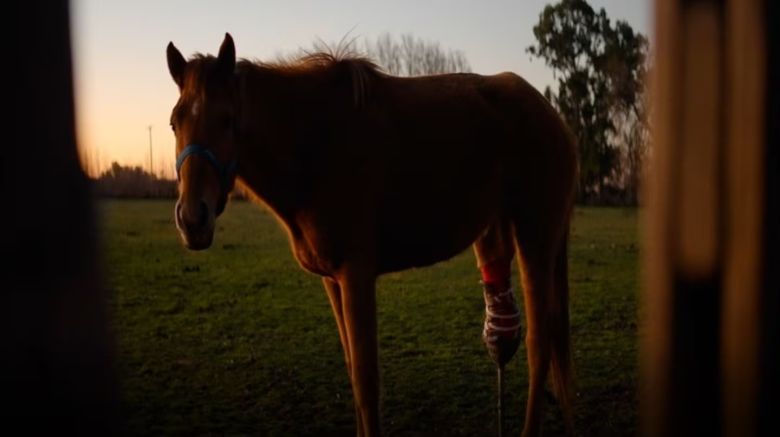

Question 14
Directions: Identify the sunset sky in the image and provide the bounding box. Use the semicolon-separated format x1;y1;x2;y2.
71;0;650;178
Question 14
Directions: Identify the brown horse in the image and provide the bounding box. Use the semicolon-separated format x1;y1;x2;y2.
166;33;576;437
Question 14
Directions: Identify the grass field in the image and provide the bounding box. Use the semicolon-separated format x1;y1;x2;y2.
100;199;639;436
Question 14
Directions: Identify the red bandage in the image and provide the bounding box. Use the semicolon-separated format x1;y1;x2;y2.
480;259;511;286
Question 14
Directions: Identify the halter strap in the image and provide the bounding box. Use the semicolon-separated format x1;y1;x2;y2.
175;143;237;193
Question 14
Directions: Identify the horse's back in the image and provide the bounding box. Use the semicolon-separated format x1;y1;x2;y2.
371;71;575;178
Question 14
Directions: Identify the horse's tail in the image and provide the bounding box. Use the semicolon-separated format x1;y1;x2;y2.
550;226;574;432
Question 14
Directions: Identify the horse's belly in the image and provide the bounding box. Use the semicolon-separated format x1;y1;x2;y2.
375;200;494;273
376;228;478;273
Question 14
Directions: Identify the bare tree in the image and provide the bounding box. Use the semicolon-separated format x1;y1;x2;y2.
365;33;471;76
293;32;470;77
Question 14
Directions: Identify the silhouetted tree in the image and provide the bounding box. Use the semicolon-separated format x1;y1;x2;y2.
528;0;649;203
94;162;177;198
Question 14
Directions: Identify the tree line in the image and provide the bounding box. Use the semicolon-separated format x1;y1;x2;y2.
93;162;177;198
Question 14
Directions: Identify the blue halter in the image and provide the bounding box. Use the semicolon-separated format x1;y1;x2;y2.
175;144;238;193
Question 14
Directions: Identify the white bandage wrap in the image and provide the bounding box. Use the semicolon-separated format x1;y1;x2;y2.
482;287;521;338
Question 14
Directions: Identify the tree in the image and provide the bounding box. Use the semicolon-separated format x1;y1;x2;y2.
94;162;177;198
528;0;649;203
608;21;650;204
365;33;471;76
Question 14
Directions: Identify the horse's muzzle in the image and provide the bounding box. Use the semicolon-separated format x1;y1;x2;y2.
175;200;214;250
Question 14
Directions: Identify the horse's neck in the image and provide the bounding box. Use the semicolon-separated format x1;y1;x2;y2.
234;67;312;228
235;141;304;228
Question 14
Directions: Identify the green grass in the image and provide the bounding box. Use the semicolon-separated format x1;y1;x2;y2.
100;200;638;436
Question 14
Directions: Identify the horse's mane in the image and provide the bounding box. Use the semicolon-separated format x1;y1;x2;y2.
231;45;381;108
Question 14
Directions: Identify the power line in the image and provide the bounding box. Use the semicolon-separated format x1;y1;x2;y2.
148;125;153;176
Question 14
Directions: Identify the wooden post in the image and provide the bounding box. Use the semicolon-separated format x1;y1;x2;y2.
643;0;777;435
3;1;119;433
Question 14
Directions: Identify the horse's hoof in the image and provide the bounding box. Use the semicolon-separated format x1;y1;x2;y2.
482;281;522;367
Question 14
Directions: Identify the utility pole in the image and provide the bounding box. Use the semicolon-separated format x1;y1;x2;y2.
148;125;153;176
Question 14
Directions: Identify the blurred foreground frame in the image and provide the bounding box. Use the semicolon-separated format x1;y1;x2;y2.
4;1;120;435
2;0;777;436
644;0;778;436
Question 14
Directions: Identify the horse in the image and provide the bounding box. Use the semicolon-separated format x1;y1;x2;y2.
166;33;576;437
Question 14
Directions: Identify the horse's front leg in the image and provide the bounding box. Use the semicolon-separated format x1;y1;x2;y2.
337;267;380;436
322;277;363;434
322;277;353;375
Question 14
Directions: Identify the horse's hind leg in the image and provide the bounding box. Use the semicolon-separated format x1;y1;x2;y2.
515;244;554;437
473;217;515;269
513;217;570;437
473;217;522;366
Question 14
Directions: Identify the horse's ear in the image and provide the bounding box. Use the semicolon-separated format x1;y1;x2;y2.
167;42;186;90
217;33;236;76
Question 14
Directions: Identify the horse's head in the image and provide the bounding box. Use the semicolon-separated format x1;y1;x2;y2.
167;33;238;250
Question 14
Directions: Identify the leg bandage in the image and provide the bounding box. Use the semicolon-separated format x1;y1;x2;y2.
481;260;521;367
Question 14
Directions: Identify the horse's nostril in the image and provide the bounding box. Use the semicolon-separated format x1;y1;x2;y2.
198;201;209;228
176;200;209;232
175;201;184;225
